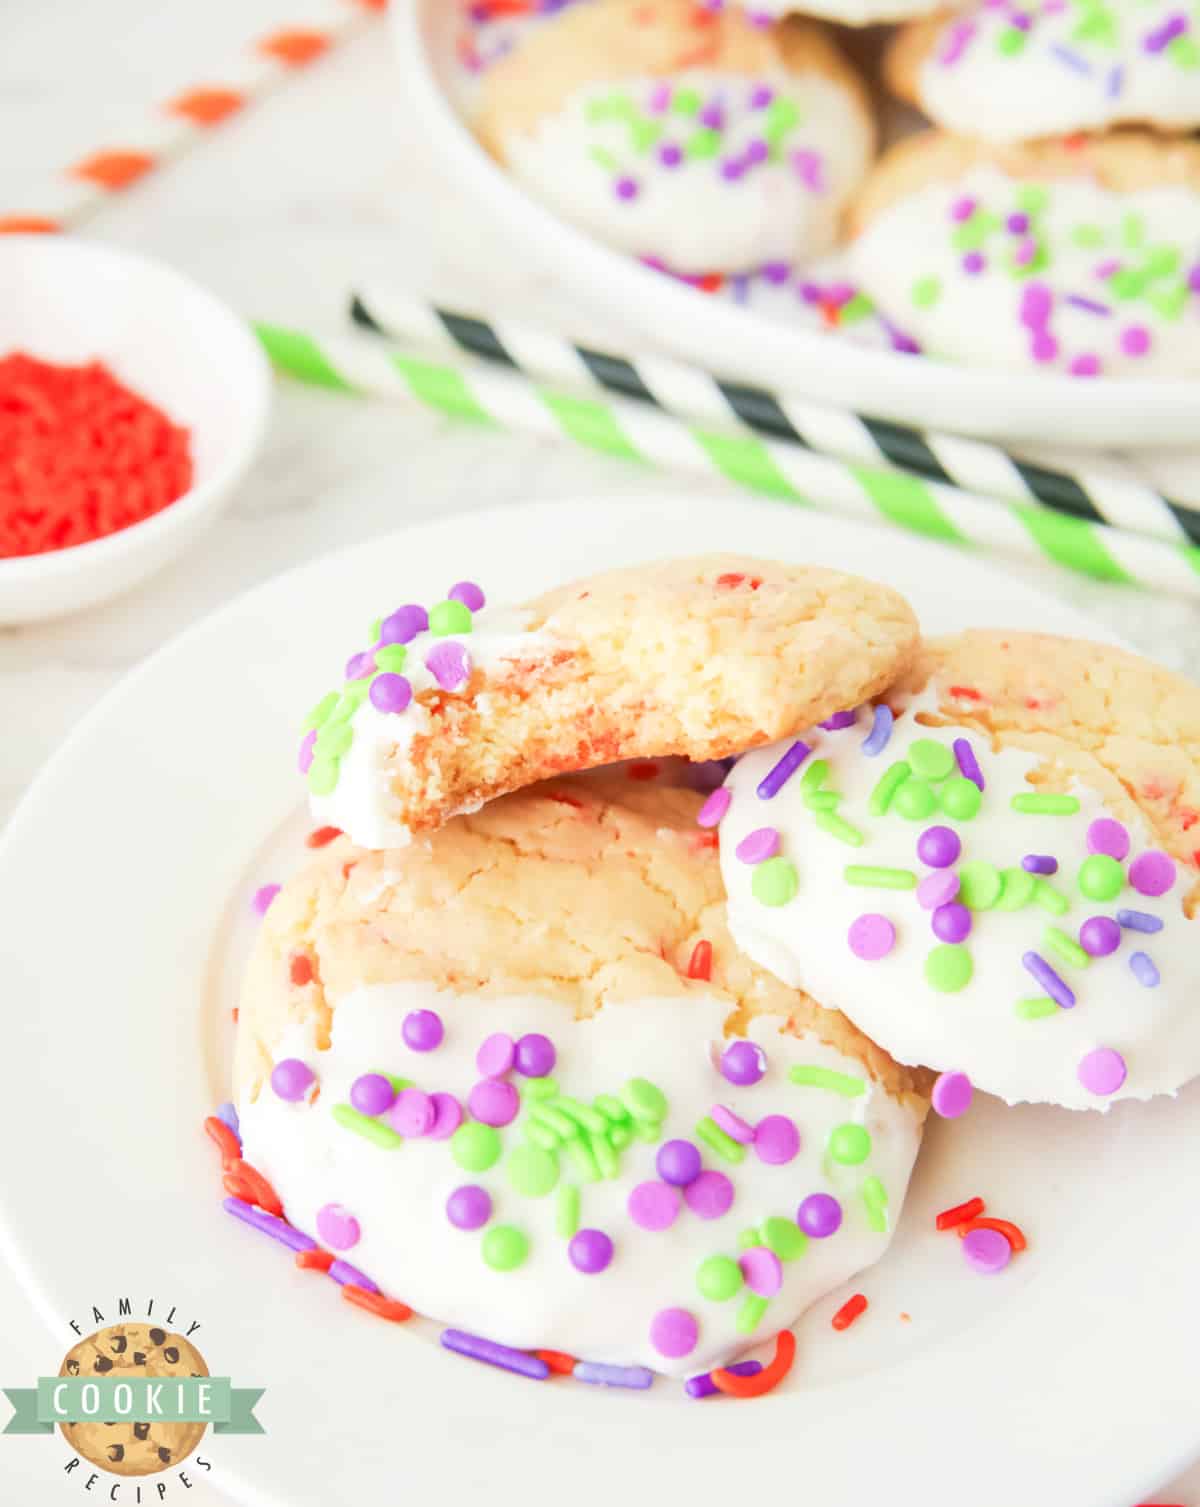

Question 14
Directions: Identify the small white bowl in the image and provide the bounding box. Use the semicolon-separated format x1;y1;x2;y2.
0;236;270;624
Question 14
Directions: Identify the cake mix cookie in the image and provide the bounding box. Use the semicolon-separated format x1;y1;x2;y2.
716;630;1200;1110
849;131;1200;379
475;0;875;274
301;555;919;849
455;0;590;82
886;0;1200;144
236;776;929;1378
704;0;951;30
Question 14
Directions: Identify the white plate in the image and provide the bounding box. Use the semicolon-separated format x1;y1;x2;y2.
1;496;1198;1507
394;1;1200;449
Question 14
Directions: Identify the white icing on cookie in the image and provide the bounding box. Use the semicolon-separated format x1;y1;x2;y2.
852;168;1200;378
501;68;872;274
238;987;922;1377
717;697;1198;1110
915;0;1200;143
726;0;946;24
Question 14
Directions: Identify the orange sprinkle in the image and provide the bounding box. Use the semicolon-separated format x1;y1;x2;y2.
533;1349;577;1375
0;216;60;233
627;761;660;781
353;0;390;9
222;1169;253;1203
687;940;713;981
307;825;343;848
696;273;723;293
935;1195;985;1232
231;1007;239;1023
296;1248;334;1272
258;28;330;65
204;1116;241;1169
290;953;314;987
168;87;246;126
228;1159;284;1218
69;150;154;190
690;830;719;852
831;1293;868;1332
957;1216;1026;1253
716;572;746;588
948;685;982;701
711;1329;795;1398
342;1284;414;1323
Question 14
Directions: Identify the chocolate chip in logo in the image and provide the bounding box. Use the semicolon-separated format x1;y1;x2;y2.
107;1445;124;1463
133;1353;146;1365
110;1335;127;1354
157;1448;172;1464
148;1328;166;1346
163;1347;179;1363
94;1356;113;1373
65;1360;79;1376
133;1423;150;1441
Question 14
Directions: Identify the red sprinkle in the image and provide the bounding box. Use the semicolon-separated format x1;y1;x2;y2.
296;1248;334;1272
957;1216;1026;1253
226;1159;283;1218
627;761;660;781
290;953;314;986
306;825;343;848
716;572;746;588
948;685;982;701
687;940;713;982
831;1293;868;1332
533;1349;578;1375
342;1285;414;1323
935;1195;985;1231
203;1116;241;1169
711;1329;796;1398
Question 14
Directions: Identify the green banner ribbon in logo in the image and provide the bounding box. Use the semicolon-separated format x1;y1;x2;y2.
3;1377;264;1435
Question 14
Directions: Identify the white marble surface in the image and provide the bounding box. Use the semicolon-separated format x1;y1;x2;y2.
0;2;1198;1501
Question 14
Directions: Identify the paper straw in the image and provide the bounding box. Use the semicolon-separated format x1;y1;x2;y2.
350;285;1200;551
253;322;1200;601
0;0;386;234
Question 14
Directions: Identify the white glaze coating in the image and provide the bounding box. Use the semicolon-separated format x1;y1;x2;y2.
852;168;1200;378
238;986;922;1377
732;0;946;24
502;69;873;275
718;696;1198;1110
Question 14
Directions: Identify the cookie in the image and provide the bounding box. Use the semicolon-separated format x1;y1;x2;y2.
886;0;1200;144
236;774;929;1378
59;1325;208;1477
302;554;920;849
455;0;591;83
849;130;1200;379
475;0;875;274
715;630;1200;1110
703;0;950;30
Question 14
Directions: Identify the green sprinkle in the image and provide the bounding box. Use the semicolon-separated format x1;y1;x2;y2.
1044;926;1090;970
373;644;408;673
752;856;799;907
1168;34;1200;66
565;1136;601;1183
588;145;619;172
625;1078;668;1121
815;812;864;847
332;1103;402;1149
482;1225;528;1272
631;1116;662;1144
952;210;1001;252
1109;268;1147;301
996;24;1027;52
788;1065;865;1097
862;1176;888;1233
507;1145;559;1198
925;943;973;992
1011;792;1080;815
327;682;370;722
804;790;841;812
429;599;472;637
828;1123;872;1165
307;757;340;797
894;778;937;820
590;1130;619;1180
1015;996;1059;1020
686;127;721;160
762;1216;808;1262
555;1096;609;1136
524;1120;561;1152
672;87;701;115
994;867;1036;910
738;1227;761;1250
303;691;339;732
315;721;353;759
451;1122;501;1173
800;758;830;791
838;293;874;325
1143;245;1180;279
696;1116;747;1164
844;865;918;890
607;1122;633;1151
911;276;942;310
556;1184;580;1238
697;1255;744;1302
1071;224;1106;249
958;861;1003;911
908;738;955;781
383;1075;414;1095
1034;879;1070;916
1078;853;1124;901
595;1094;631;1124
368;616;382;642
531;1103;578;1140
939;776;982;821
523;1076;558;1102
764;97;801;140
628;117;661;153
869;760;911;815
1148;284;1187;321
1072;9;1116;43
1121;212;1146;250
736;1295;769;1334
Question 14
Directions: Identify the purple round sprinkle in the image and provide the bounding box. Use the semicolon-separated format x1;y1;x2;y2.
720;1040;766;1086
569;1228;614;1274
350;1072;396;1116
1070;354;1101;378
848;913;896;960
628;1180;680;1232
861;703;894;756
962;251;986;276
1022;854;1058;875
389;1087;436;1137
820;709;858;731
1077;1046;1127;1097
932;902;972;944
658;142;683;168
427;1092;463;1141
719;158;744;184
1130;951;1160;987
1117;908;1164;934
615;176;639;201
468;1079;519;1128
798;1192;842;1238
698;102;724;128
953;738;984;791
1121;326;1151;357
369;673;412;715
1079;915;1121;957
380;605;428;645
1031;332;1059;364
1129;851;1175;897
739;1246;783;1298
735;827;780;864
931;1070;973;1119
648;81;672;113
684;1170;734;1220
1022;951;1075;1009
477;1032;516;1078
403;1008;444;1052
744;138;769;166
424;640;471;692
657;1138;702;1186
649;1308;698;1359
756;740;811;800
297;729;316;774
1021;281;1053;325
448;581;486;612
1086;818;1130;860
963;1226;1011;1274
447;1184;492;1230
270;1058;314;1102
1006;211;1030;234
316;1203;360;1250
252;883;281;916
697;787;731;828
917;825;962;868
711;1104;756;1143
750;83;774;107
514;1032;556;1078
344;651;375;682
918;871;960;911
950;194;977;222
753;1114;799;1165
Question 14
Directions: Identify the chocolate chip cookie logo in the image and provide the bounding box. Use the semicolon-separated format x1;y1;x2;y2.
4;1303;263;1498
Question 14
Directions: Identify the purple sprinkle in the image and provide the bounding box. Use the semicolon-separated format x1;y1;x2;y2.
1020;281;1053;326
345;651;375;682
1065;294;1111;317
720;157;745;182
1079;916;1121;957
448;580;486;612
698;102;724;129
317;1203;361;1250
917;825;961;869
1006;212;1030;235
798;1192;842;1238
1130;951;1160;987
735;827;780;865
745;139;769;167
1070;354;1102;378
1022;854;1058;875
1022;951;1075;1009
568;1229;614;1274
939;19;978;63
711;1104;756;1144
1117;909;1164;934
403;1008;444;1052
720;1040;766;1086
963;1226;1011;1274
861;703;894;757
1189;263;1200;294
447;1184;492;1230
648;81;672;113
329;1260;379;1292
252;883;281;917
628;1181;681;1232
223;1197;316;1252
697;787;731;828
369;673;412;715
750;84;774;108
791;150;825;193
684;1170;734;1220
1077;1046;1126;1097
468;1079;519;1128
1087;818;1130;860
1120;326;1151;357
657;1139;702;1186
390;1087;437;1137
820;709;858;731
1049;41;1093;72
573;1361;653;1389
756;741;811;799
931;1070;972;1119
932;902;972;943
1031;332;1060;365
962;251;987;276
270;1058;314;1102
761;260;790;284
1106;62;1125;96
441;1329;548;1380
514;1032;556;1077
1144;12;1187;51
1130;851;1176;897
215;1101;240;1138
1095;258;1121;280
658;142;683;168
615;177;639;201
297;729;316;774
685;1360;762;1399
950;194;977;223
424;640;471;692
953;737;984;790
427;1093;463;1141
848;913;896;960
476;1032;516;1078
351;1072;396;1116
798;280;822;304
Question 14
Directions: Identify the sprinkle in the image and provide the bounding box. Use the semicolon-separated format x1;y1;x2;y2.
684;1170;734;1219
958;1216;1026;1253
816;812;865;846
736;1294;769;1333
451;1122;501;1172
958;861;1003;910
820;709;858;730
995;868;1036;910
925;944;973;992
696;1115;747;1164
252;883;281;915
482;1224;529;1271
848;913;896;960
684;1360;762;1399
1021;951;1075;1008
295;1249;333;1272
204;1115;241;1168
918;871;960;910
534;1349;577;1376
845;865;917;890
687;940;713;981
1086;819;1130;861
447;1185;492;1231
215;1101;240;1137
962;1226;1011;1274
351;1072;397;1116
932;902;972;943
342;1286;413;1323
468;1079;520;1128
1130;951;1160;987
288;954;314;987
736;827;780;864
861;704;894;756
568;1229;614;1274
869;760;911;815
1078;854;1125;901
931;1071;973;1119
828;1123;872;1164
1117;909;1164;933
442;1329;548;1380
332;1103;404;1149
697;786;732;828
711;1329;796;1397
1129;851;1176;897
628;1181;681;1231
556;1184;580;1239
740;1245;784;1298
1033;880;1070;916
788;1064;865;1096
894;778;936;820
1022;854;1058;875
939;777;982;821
1077;1046;1127;1097
650;1308;698;1359
448;580;485;612
753;1114;799;1166
711;1104;756;1143
861;1176;888;1232
328;1260;379;1292
935;1196;984;1231
756;740;811;799
1015;996;1059;1020
909;738;955;782
574;1361;654;1389
1012;792;1080;815
222;1197;316;1252
1043;926;1091;969
798;1192;842;1238
720;1040;767;1086
317;1203;361;1250
625;1077;668;1122
752;856;798;907
918;825;961;868
953;738;984;790
831;1294;868;1331
402;1008;444;1052
477;1032;516;1078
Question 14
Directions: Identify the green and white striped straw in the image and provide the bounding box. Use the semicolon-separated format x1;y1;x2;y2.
254;322;1200;601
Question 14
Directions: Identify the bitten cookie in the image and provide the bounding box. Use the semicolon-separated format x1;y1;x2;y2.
475;0;875;274
300;555;920;849
716;630;1200;1110
236;775;929;1378
886;0;1200;144
849;131;1200;379
704;0;951;30
59;1325;208;1477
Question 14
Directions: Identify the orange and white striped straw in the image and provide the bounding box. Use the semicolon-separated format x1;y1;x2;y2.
0;0;387;235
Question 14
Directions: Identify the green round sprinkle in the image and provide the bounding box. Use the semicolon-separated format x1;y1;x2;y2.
1011;792;1080;815
752;856;798;907
373;644;408;673
828;1123;872;1165
894;778;937;820
315;721;354;759
697;1255;743;1302
482;1225;528;1272
625;1077;667;1121
737;1227;760;1250
869;761;912;816
908;738;955;781
1078;854;1124;901
994;867;1035;910
507;1145;558;1198
451;1123;501;1173
911;276;941;310
384;1074;415;1095
556;1184;580;1239
429;600;472;637
307;757;340;797
1016;185;1048;215
686;127;721;160
672;87;701;114
958;861;1003;911
997;25;1027;53
303;691;339;733
925;944;973;993
844;865;917;890
736;1295;769;1334
939;777;982;821
762;1216;808;1262
523;1077;558;1102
